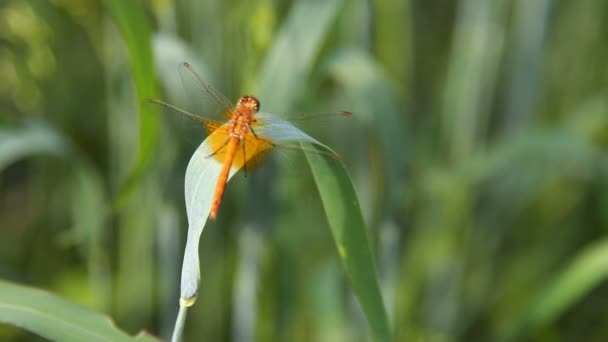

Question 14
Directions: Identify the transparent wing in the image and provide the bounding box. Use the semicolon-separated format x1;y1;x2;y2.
178;62;235;121
285;110;352;121
253;112;342;160
146;98;224;135
202;111;344;177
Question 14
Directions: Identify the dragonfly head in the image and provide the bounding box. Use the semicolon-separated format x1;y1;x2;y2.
237;95;260;113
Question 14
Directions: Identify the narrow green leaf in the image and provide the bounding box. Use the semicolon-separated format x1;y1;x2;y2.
502;238;608;341
254;0;391;339
0;123;68;170
103;0;160;201
0;123;111;313
257;0;341;112
70;163;111;311
327;49;407;211
0;279;157;342
306;152;391;342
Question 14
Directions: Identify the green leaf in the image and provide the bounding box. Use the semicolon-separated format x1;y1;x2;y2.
327;49;407;211
306;151;392;342
0;123;68;170
502;238;608;341
0;279;157;342
103;0;160;202
254;0;391;340
0;123;110;310
257;0;341;112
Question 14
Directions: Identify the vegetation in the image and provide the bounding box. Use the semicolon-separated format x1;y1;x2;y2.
1;0;607;341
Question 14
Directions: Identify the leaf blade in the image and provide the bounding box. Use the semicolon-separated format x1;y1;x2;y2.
502;238;608;341
102;0;160;201
0;279;157;342
257;0;341;112
306;152;392;342
0;123;68;170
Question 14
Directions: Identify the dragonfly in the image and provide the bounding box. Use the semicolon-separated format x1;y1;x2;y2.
148;62;350;220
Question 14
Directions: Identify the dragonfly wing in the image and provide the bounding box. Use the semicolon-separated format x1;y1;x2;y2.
253;112;340;157
178;62;235;120
148;97;226;137
203;120;224;135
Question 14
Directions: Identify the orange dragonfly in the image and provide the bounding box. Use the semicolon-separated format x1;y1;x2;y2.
148;62;349;220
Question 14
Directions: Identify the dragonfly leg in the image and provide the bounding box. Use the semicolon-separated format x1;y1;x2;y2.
249;125;261;140
242;140;248;177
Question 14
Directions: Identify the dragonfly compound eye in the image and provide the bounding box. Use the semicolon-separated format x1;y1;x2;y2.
238;95;260;112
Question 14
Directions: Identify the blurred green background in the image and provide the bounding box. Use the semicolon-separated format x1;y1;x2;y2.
1;0;608;341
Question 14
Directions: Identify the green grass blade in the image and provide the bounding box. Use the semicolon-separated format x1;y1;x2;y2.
501;238;608;341
0;123;68;170
0;279;157;342
103;0;160;201
257;0;341;112
306;152;391;342
0;123;112;313
327;49;407;211
254;0;391;339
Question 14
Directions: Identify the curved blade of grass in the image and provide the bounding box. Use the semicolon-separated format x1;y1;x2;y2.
0;123;110;308
0;279;157;342
0;123;68;170
254;0;391;339
327;49;407;212
180;114;340;304
103;0;160;203
306;151;391;342
257;0;341;112
500;238;608;341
